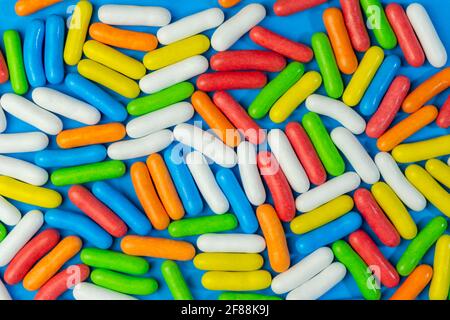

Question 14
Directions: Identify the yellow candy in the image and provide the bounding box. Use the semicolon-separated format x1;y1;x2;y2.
269;71;322;123
429;235;450;300
83;40;146;80
425;159;450;189
77;59;140;99
342;46;384;107
371;182;417;240
0;176;62;208
193;253;263;271
201;270;272;291
392;135;450;163
405;164;450;218
64;1;93;66
143;35;210;70
290;195;354;234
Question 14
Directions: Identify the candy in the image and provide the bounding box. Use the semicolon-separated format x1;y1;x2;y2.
73;282;136;300
196;71;267;91
332;240;381;300
3;30;28;95
396;216;447;276
193;253;263;271
90;269;158;295
339;0;370;52
274;0;328;16
0;210;44;267
0;49;8;84
219;292;282;300
201;270;271;291
24;19;46;87
406;3;447;68
256;204;290;273
302;112;345;177
196;234;266;253
210;50;286;72
269;71;322;123
45;209;112;249
45;15;65;84
0;222;7;241
121;236;196;261
271;247;334;294
437;96;450;128
51;161;126;186
331;127;380;184
186;151;230;215
216;169;258;234
157;8;224;45
80;248;149;275
0;196;21;226
144;35;210;71
98;5;170;27
15;0;62;16
161;260;193;300
425;159;450;189
35;146;107;169
32;87;101;125
219;0;241;8
429;235;450;300
139;55;208;94
360;0;397;50
63;1;92;66
211;4;266;52
323;8;358;74
0;280;12;300
56;123;126;149
0;155;48;186
0;177;62;208
311;32;344;99
392;135;450;163
389;265;433;300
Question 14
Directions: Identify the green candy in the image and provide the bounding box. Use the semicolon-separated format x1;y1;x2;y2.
332;240;381;300
302;112;345;176
248;62;304;119
396;216;448;277
0;222;7;242
3;30;28;95
51;160;125;186
90;269;158;296
80;248;149;275
218;292;283;300
127;82;194;116
161;260;193;300
311;32;343;99
360;0;397;50
168;213;238;238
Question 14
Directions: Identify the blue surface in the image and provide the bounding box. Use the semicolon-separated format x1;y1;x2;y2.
0;0;449;300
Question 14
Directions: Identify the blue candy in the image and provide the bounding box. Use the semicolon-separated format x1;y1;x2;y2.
216;168;258;234
45;15;65;84
34;145;107;168
24;19;45;87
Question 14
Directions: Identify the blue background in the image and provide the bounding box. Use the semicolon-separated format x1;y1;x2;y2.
0;0;449;300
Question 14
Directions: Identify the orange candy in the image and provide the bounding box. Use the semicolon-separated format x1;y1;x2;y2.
15;0;62;16
56;123;126;149
218;0;241;8
389;265;433;300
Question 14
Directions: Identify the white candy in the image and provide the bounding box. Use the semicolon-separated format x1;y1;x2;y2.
268;129;310;193
107;130;173;160
0;155;48;186
157;8;224;45
0;132;49;153
73;282;137;300
126;102;194;139
211;3;266;51
286;262;347;300
98;5;171;27
331;127;380;184
271;247;334;294
0;93;62;135
448;156;450;166
186;151;229;214
0;196;21;226
0;107;6;133
375;152;426;211
173;123;237;168
0;210;44;267
296;172;361;212
197;233;266;253
0;279;11;301
305;94;366;135
237;141;266;206
32;87;101;125
407;3;447;68
139;55;208;94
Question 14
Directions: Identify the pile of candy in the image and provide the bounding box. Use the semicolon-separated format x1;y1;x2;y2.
0;0;449;301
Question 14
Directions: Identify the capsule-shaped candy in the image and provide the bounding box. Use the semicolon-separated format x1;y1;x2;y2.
196;234;266;253
98;5;171;27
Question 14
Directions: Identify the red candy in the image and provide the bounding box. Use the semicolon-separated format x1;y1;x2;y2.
210;50;286;72
349;230;400;288
249;26;313;63
436;95;450;128
257;151;295;222
274;0;327;16
34;264;90;300
353;188;400;247
339;0;370;52
366;76;411;138
213;91;266;145
4;229;60;285
386;4;425;67
196;71;267;91
0;50;8;84
69;185;128;238
285;122;326;186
